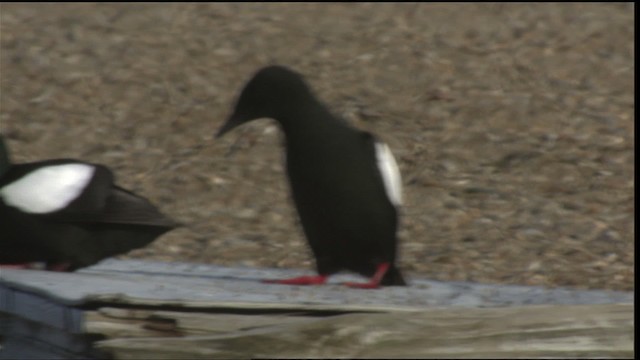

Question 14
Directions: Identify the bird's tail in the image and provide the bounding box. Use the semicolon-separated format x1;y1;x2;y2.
381;264;407;286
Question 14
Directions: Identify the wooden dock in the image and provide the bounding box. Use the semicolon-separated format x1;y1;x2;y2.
0;260;634;359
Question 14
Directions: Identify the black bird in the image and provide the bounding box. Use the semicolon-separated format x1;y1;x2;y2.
0;135;179;271
217;65;406;288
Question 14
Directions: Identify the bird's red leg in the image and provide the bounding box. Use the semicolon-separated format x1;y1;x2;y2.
263;274;328;285
0;263;33;270
343;262;390;289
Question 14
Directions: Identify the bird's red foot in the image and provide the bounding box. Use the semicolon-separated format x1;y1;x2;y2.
343;262;390;289
263;275;328;285
343;281;381;289
46;262;72;272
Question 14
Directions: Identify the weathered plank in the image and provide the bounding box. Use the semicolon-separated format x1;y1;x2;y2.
84;307;317;339
1;260;634;359
94;303;634;359
1;313;109;360
1;259;634;310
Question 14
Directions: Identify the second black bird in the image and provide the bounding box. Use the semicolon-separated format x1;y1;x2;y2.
217;65;406;288
0;135;179;271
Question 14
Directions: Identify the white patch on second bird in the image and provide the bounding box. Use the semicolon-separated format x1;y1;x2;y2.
0;163;96;214
374;142;402;206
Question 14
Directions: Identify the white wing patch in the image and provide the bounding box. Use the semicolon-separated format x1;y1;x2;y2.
0;163;95;214
374;141;402;206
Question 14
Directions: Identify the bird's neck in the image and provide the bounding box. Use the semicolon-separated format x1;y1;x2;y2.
276;97;342;141
0;140;10;178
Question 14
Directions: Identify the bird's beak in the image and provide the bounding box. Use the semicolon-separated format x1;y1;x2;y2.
216;115;241;139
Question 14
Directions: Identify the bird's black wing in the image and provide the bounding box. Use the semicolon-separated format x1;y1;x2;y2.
94;185;180;228
37;164;178;228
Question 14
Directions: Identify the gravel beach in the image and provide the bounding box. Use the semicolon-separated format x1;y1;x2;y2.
0;3;633;291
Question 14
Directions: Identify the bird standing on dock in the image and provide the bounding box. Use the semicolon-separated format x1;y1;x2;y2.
217;65;406;288
0;135;179;271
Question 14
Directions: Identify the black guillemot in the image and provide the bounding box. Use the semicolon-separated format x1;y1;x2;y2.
217;65;406;288
0;135;179;271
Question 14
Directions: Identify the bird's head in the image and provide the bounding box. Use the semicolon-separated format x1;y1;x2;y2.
216;65;311;138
